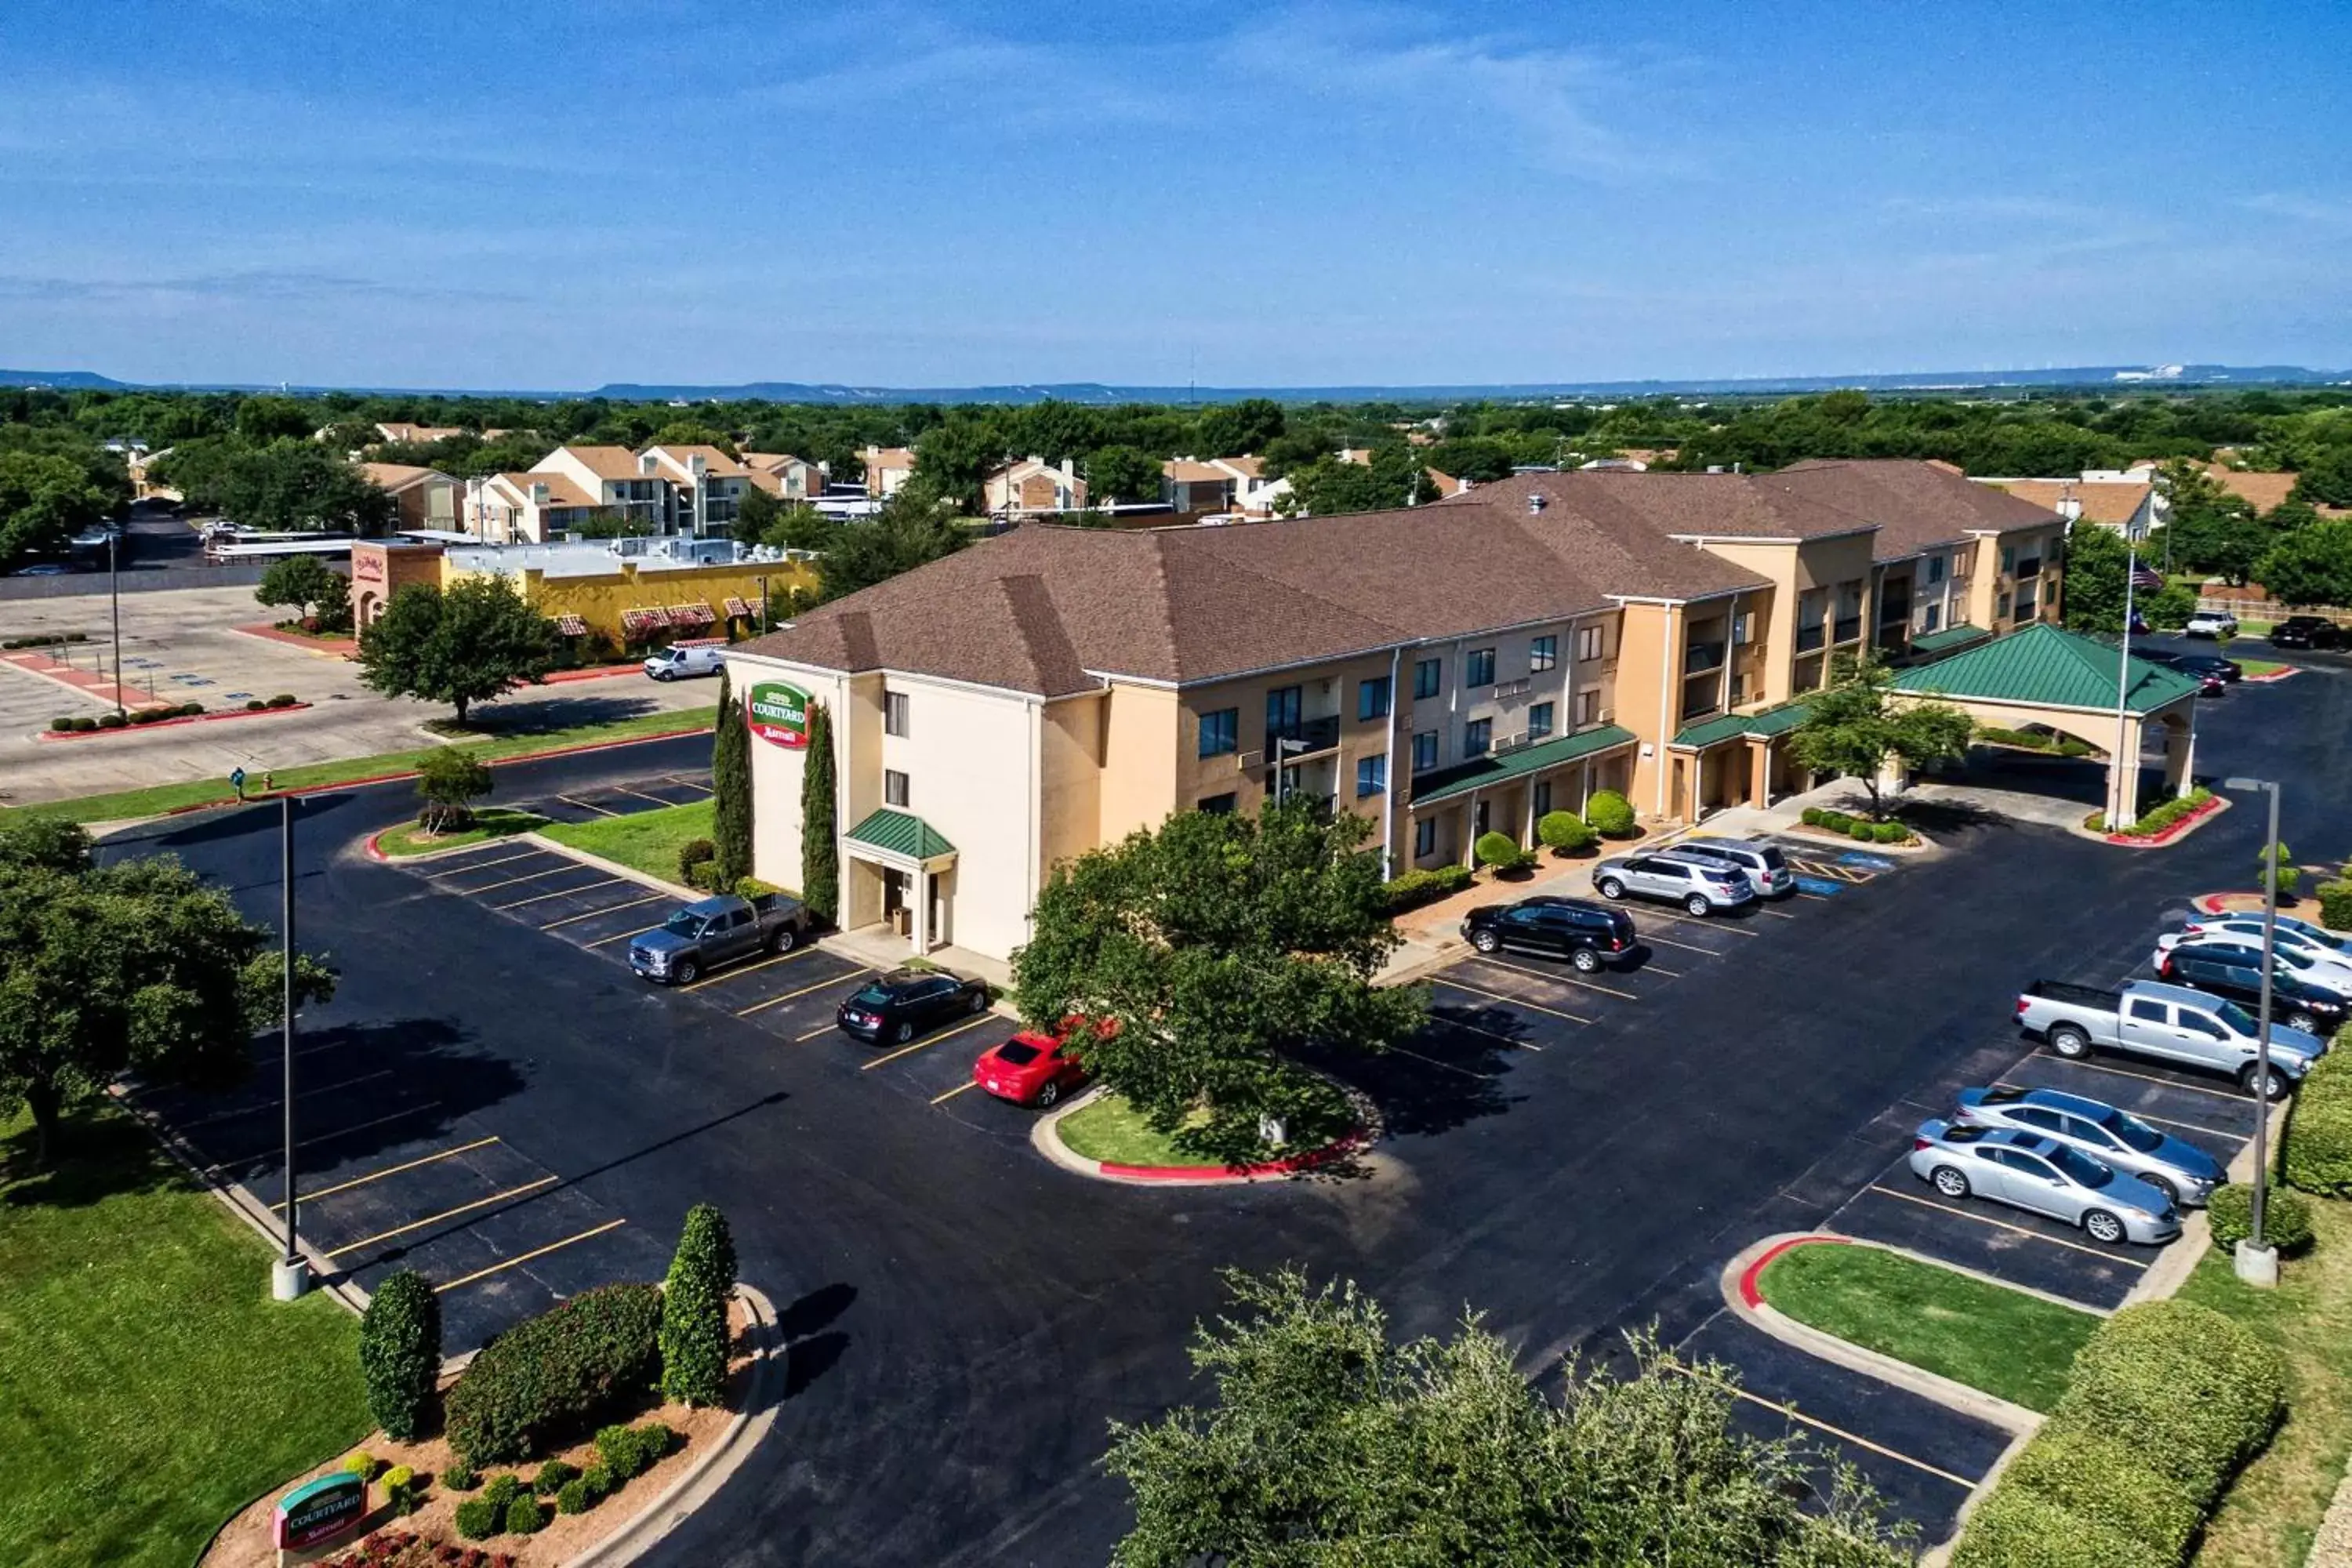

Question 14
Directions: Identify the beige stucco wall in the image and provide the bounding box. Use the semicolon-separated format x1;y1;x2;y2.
1038;691;1106;879
869;673;1040;960
1615;602;1679;818
1101;682;1183;840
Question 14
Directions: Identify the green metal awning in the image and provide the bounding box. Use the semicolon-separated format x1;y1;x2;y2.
1408;724;1637;808
1670;701;1812;750
1888;622;2201;714
1908;622;1992;655
843;808;956;862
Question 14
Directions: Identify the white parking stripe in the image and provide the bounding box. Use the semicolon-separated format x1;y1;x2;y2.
1432;977;1592;1025
1428;1014;1542;1051
1864;1183;2151;1268
493;877;623;911
1991;1081;2241;1140
1468;953;1639;1000
2031;1054;2252;1104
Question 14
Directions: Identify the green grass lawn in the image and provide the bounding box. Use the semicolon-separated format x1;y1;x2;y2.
2180;1199;2352;1568
541;797;713;885
2238;659;2291;678
1755;1241;2100;1413
373;806;550;858
1055;1082;1357;1168
0;706;715;827
0;1107;370;1568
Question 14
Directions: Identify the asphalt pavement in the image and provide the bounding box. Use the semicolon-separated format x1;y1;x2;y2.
93;655;2352;1565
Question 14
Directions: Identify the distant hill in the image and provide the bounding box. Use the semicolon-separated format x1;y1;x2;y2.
6;365;2346;405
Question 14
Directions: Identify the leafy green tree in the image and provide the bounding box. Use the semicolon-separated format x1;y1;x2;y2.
0;847;337;1164
816;495;967;603
2256;517;2352;608
650;421;738;456
571;507;655;539
176;441;398;536
359;1271;441;1443
1790;655;1975;821
1105;1268;1908;1568
234;394;318;444
2056;524;2197;632
415;746;494;833
710;669;753;885
659;1203;736;1407
758;501;838;554
1012;800;1425;1144
1084;445;1165;507
2157;461;2271;584
357;576;557;726
0;449;112;569
735;483;782;543
1279;445;1437;517
256;552;352;631
1190;398;1286;457
2292;448;2352;509
800;701;839;924
0;815;95;875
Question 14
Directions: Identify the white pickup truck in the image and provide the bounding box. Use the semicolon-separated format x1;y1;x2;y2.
2015;978;2325;1099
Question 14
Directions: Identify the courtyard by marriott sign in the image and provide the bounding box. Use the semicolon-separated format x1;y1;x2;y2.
273;1471;368;1552
748;680;812;749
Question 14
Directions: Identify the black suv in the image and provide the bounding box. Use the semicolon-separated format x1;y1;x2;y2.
2270;615;2344;651
836;967;993;1044
1461;896;1638;972
2156;940;2349;1037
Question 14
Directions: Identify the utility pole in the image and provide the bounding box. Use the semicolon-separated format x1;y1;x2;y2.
270;795;309;1301
109;530;125;720
2108;547;2140;829
2225;775;2285;1287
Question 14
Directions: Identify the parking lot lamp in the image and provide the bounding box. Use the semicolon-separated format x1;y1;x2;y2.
270;794;310;1302
108;529;125;721
2224;775;2283;1288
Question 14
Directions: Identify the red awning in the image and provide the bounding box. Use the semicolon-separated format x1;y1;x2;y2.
668;602;715;626
551;613;589;637
722;596;753;618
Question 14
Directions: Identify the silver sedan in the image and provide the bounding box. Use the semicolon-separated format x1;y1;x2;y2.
1951;1087;2223;1210
1908;1121;2180;1246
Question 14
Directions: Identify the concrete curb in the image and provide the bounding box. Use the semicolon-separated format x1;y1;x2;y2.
362;822;545;863
1030;1080;1381;1187
1719;1233;2046;1438
564;1282;783;1568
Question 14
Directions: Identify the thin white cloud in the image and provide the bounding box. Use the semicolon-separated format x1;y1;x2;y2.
2239;192;2352;229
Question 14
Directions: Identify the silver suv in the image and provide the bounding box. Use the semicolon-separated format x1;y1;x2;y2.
1659;838;1794;898
1592;852;1755;916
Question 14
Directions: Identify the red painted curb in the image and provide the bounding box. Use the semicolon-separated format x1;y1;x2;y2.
2104;796;2225;847
1098;1128;1373;1182
363;829;389;861
37;702;312;741
543;663;649;684
1737;1234;1849;1308
2243;668;2299;684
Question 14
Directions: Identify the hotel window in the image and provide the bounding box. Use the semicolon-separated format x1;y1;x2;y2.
1266;684;1303;739
1729;672;1748;706
884;770;910;808
1926;554;1945;585
1796;590;1828;652
1465;717;1492;757
1199;792;1237;815
1415;818;1437;858
1358;675;1392;722
2001;545;2017;575
1732;610;1753;645
2013;583;2038;621
1998;591;2014;621
1530;635;1558;672
1921;603;1942;633
1412;730;1439;774
1532;780;1553;818
1526;702;1555;740
1414;657;1442;700
1466;648;1496;688
1356;755;1387;798
1576;687;1601;727
1199;707;1239;757
1577;625;1605;662
884;691;909;737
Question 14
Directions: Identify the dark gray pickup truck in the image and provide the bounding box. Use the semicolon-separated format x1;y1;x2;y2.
630;892;812;985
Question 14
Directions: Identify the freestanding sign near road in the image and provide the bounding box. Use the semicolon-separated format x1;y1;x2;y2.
273;1472;368;1554
747;680;811;749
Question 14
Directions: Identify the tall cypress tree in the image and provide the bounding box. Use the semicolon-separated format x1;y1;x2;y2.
800;700;839;924
710;668;753;886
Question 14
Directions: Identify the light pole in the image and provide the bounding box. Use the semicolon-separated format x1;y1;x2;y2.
270;793;310;1301
1273;736;1306;807
2108;545;2140;831
108;530;125;721
2223;774;2283;1288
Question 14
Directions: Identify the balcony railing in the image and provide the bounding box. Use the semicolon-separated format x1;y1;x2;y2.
1267;714;1343;756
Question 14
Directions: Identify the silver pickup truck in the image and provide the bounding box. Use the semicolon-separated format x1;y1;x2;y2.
2015;978;2325;1099
630;892;811;985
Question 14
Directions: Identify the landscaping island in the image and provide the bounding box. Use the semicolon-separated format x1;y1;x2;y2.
540;798;713;885
372;808;549;858
1050;1081;1367;1179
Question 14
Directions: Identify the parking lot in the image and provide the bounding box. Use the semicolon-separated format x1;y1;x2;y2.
514;768;715;825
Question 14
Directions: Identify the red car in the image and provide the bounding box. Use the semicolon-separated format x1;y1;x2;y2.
972;1029;1091;1107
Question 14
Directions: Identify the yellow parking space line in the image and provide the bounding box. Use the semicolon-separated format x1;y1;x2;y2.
324;1176;560;1258
586;924;655;948
1388;1044;1496;1078
1433;977;1592;1026
738;967;869;1017
1716;1381;1975;1489
795;1022;839;1042
1990;1082;2238;1140
1796;893;1832;902
542;892;666;931
614;785;678;807
1755;906;1799;920
2033;1054;2251;1104
1865;1183;2150;1267
456;863;577;896
1632;930;1719;956
493;877;623;911
434;1219;626;1294
272;1137;501;1209
1429;1014;1541;1051
431;849;543;879
1626;906;1761;936
681;946;817;992
557;794;619;816
1469;954;1638;1000
931;1080;982;1105
862;1011;1001;1070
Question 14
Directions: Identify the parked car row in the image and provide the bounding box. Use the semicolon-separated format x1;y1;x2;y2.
2015;976;2323;1099
1908;1113;2184;1247
1588;836;1795;917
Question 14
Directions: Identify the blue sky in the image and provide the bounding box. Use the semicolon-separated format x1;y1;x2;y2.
2;0;2348;389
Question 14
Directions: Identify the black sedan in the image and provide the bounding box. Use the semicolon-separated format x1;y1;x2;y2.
2137;648;2240;691
836;967;993;1044
2270;616;2345;651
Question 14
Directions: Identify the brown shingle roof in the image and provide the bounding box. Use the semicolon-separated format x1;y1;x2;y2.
2205;464;2299;514
543;445;648;481
358;462;449;495
1983;477;2151;528
644;444;749;478
1765;460;2065;557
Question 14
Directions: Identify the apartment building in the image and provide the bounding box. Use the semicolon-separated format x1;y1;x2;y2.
1163;456;1286;517
642;444;757;533
358;463;462;532
725;459;2066;961
984;456;1088;516
1979;470;2161;540
862;446;917;499
465;444;752;543
744;452;827;501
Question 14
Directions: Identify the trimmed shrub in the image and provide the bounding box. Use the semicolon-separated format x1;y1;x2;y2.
597;1423;647;1481
452;1497;500;1541
2285;1036;2352;1195
343;1451;381;1481
480;1473;521;1511
97;712;125;729
2114;785;2214;837
67;715;96;731
48;716;73;732
661;1204;737;1407
440;1464;480;1492
503;1496;546;1536
1584;789;1636;838
1379;863;1474;914
268;692;299;707
1799;807;1825;827
581;1463;613;1501
246;698;267;711
445;1283;663;1465
1473;831;1523;871
2208;1183;2314;1254
735;877;786;898
556;1478;593;1515
359;1269;441;1443
1872;820;1907;844
1848;821;1876;840
685;858;731;892
1950;1485;2152;1568
2317;878;2352;934
2054;1300;2283;1501
1995;1427;2202;1561
1812;809;1856;833
633;1422;677;1462
1536;811;1598;855
531;1459;579;1496
677;837;717;884
382;1465;420;1515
